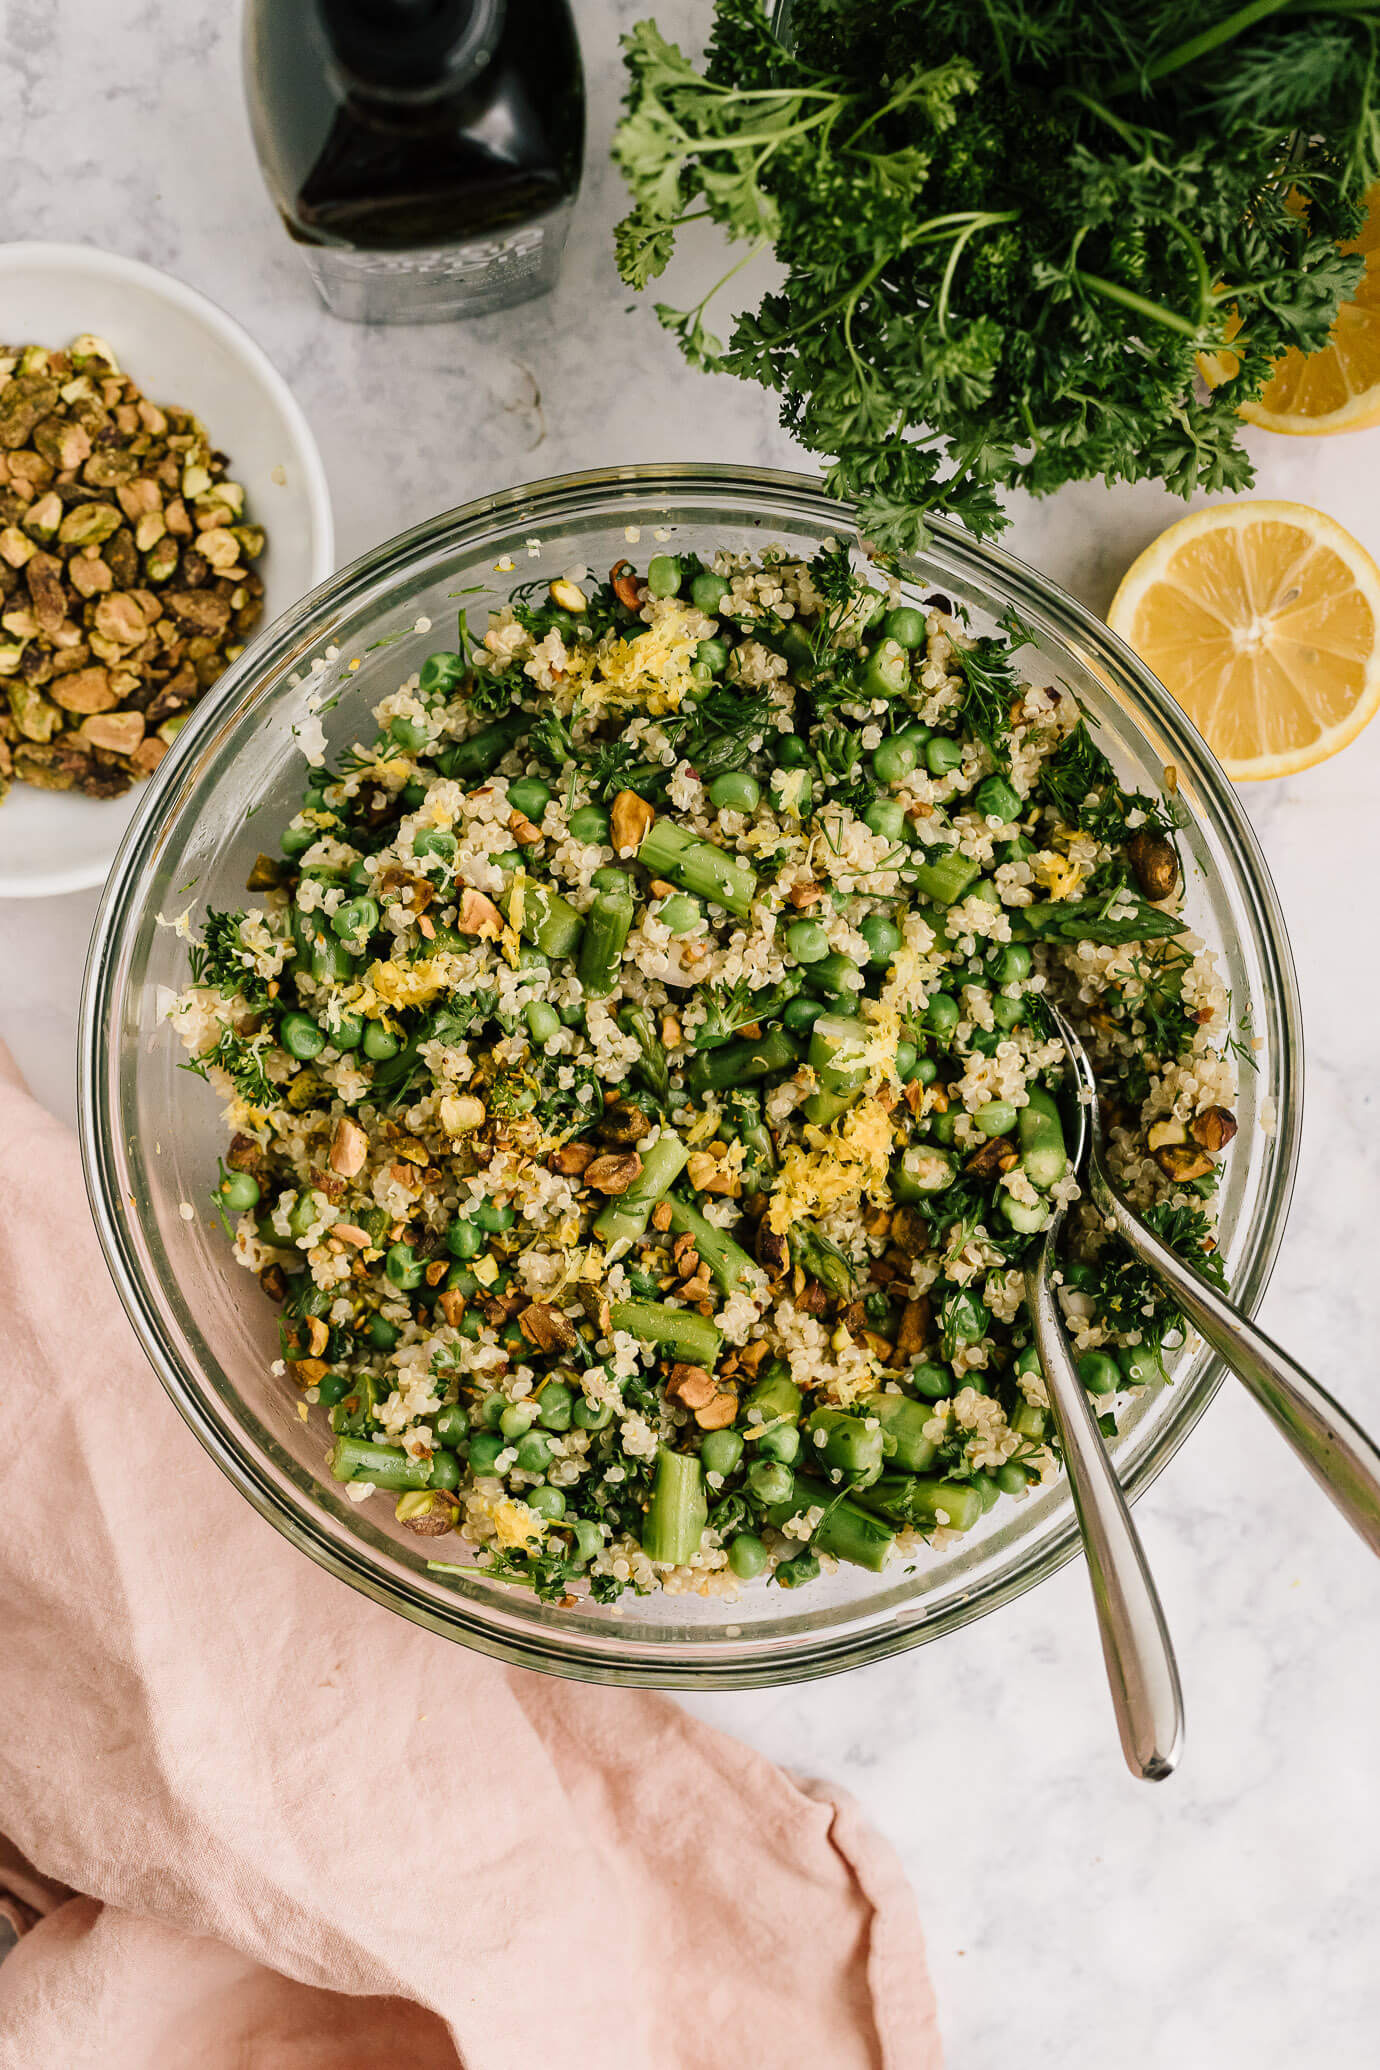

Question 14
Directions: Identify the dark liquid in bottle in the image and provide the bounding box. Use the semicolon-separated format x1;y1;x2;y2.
245;0;585;321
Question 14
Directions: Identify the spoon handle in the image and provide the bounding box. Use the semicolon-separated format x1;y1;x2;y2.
1026;1258;1184;1781
1095;1179;1380;1557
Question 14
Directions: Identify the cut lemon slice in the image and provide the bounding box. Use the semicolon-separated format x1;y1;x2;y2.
1107;501;1380;781
1241;183;1380;435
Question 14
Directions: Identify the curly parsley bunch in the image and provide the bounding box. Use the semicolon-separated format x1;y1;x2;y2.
615;0;1380;550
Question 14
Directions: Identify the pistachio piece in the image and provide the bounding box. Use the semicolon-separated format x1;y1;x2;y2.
1126;828;1179;903
78;709;145;755
1153;1141;1215;1183
1190;1106;1238;1154
50;665;117;714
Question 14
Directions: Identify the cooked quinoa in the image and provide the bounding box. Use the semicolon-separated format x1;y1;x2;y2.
173;540;1239;1604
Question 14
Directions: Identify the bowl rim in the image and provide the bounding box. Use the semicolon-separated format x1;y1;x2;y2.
0;240;335;899
78;461;1303;1687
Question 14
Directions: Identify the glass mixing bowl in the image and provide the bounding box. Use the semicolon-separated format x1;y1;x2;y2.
79;465;1301;1688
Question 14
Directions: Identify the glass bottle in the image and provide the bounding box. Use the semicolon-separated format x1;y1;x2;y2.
243;0;584;323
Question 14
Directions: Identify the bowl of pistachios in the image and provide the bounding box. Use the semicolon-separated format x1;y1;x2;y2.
0;243;333;897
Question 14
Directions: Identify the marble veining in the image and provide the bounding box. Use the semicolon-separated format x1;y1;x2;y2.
2;5;1377;2064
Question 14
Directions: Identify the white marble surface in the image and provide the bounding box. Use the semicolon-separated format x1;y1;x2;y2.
4;5;1379;2064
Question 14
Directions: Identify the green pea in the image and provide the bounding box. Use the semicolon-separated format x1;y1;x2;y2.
990;943;1032;984
500;1320;528;1353
1062;1262;1098;1293
895;721;933;750
924;991;960;1036
927;1109;959;1147
429;1447;462;1491
1012;1343;1044;1380
280;821;317;857
316;1372;349;1406
389;716;429;752
974;774;1023;823
884;605;926;649
567;804;610;843
527;1484;567;1520
442;1218;481;1261
689;661;715;694
974;1099;1018;1138
860;914;901;968
691;571;731;614
385;1243;423;1291
280;1011;325;1061
515;1431;554;1474
412;828;457;861
434;1403;471;1448
707;771;761;814
658;893;702;936
491;848;524;871
473;1199;515;1233
558;1002;585;1029
728;1532;770;1579
515;1002;556;1050
444;1264;479;1296
783;994;824;1033
536;1380;574;1432
872;737;917;785
500;1401;540;1441
567;1518;604;1565
864;798;908;842
333;896;379;940
914;1055;938;1084
508;776;552;821
994;1461;1032;1495
573;1397;614;1431
367;1316;399;1352
1117;1343;1165;1389
646;553;682;598
479;1391;508;1429
219;1170;261;1212
989;995;1023;1032
362;1023;400;1062
418;650;465;696
909;1360;949;1400
590;865;629;894
331;1013;365;1051
925;735;964;777
786;918;830;964
862;639;909;698
701;1428;744;1476
894;1040;917;1081
1078;1351;1122;1397
776;733;809;768
747;1459;794;1506
759;1423;801;1465
696;637;730;675
468;1431;505;1473
400;781;428;812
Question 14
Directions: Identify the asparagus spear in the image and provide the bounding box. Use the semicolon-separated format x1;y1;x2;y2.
802;1012;871;1126
684;1025;799;1098
907;849;981;907
594;1129;690;1249
437;711;528;782
665;1191;756;1295
502;879;584;959
1018;1085;1068;1190
329;1437;433;1490
637;819;757;918
764;1477;896;1571
641;1447;709;1564
608;1298;722;1369
578;880;635;997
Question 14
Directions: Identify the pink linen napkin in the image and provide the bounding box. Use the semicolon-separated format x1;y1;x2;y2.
0;1047;943;2070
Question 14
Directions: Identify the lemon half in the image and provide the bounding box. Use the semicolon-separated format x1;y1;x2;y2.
1108;500;1380;781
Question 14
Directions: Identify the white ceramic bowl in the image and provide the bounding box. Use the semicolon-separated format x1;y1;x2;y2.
0;243;333;898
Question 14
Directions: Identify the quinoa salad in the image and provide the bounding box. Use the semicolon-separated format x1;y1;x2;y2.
171;541;1243;1605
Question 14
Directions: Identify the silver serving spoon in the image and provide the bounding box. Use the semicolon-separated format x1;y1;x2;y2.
1024;1046;1184;1783
1051;1003;1380;1558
